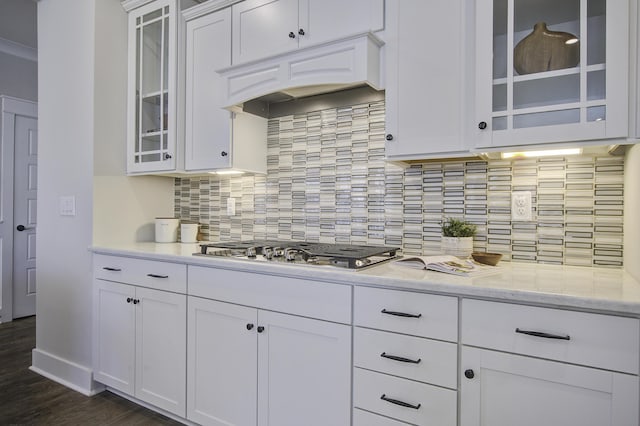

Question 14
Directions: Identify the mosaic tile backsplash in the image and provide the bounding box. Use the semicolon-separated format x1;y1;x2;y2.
175;101;625;267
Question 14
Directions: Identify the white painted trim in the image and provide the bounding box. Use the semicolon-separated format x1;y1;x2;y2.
121;0;155;12
30;348;105;397
182;0;243;21
0;37;37;62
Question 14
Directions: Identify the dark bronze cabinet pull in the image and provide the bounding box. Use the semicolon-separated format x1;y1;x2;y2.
515;328;570;340
103;267;121;272
380;352;421;364
147;273;169;279
381;309;422;318
380;394;421;410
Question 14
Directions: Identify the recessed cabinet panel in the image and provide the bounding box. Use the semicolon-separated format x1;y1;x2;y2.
460;347;639;426
475;0;628;148
185;8;233;170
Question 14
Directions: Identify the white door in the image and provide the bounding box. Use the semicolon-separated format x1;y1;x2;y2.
93;279;136;394
187;296;258;426
460;346;639;426
257;310;351;426
184;8;233;171
12;114;38;318
135;286;187;417
231;0;299;64
0;96;37;322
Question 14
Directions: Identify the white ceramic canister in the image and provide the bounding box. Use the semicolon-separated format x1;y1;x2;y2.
155;217;180;243
180;223;199;243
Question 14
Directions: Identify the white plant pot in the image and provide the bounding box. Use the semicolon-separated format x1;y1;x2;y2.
441;236;474;258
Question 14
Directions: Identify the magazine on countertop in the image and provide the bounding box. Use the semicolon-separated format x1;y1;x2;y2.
394;255;501;277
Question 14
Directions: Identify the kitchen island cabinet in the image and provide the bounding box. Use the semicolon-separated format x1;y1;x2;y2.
93;255;187;417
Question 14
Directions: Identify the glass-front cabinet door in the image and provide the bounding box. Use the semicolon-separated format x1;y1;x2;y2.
475;0;629;149
127;0;176;173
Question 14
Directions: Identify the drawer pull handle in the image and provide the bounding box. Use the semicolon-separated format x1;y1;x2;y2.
103;267;121;272
147;273;169;279
381;309;422;319
380;352;421;364
380;394;421;410
515;328;570;340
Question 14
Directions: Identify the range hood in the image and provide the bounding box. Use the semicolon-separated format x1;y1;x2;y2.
217;32;384;116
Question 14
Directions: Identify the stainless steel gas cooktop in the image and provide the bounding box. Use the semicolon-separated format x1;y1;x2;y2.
194;240;401;270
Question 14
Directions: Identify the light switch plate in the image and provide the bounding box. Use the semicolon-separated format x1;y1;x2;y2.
227;197;236;216
511;191;532;221
59;195;76;216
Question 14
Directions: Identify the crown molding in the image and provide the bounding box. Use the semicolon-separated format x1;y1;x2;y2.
0;37;37;62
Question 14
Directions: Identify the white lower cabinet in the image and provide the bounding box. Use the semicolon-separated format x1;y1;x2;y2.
460;299;640;426
187;295;352;426
461;347;639;426
93;279;187;417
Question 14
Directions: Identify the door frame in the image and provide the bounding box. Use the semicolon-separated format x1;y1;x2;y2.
0;95;37;323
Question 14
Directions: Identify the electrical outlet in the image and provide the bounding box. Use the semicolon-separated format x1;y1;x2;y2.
511;191;532;221
227;197;236;216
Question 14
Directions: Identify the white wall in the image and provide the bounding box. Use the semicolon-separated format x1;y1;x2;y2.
34;0;97;393
33;0;174;394
92;0;173;246
625;144;640;282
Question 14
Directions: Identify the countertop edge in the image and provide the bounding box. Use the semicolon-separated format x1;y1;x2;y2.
90;244;640;317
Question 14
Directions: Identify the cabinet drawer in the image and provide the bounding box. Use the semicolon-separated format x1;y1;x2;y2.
353;408;411;426
353;368;457;426
188;265;351;324
94;254;186;293
354;327;457;389
354;287;458;341
462;299;640;374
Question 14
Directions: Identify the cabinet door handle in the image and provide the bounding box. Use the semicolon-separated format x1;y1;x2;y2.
246;323;254;331
103;267;122;272
478;121;487;130
220;151;228;157
257;326;265;333
164;153;172;160
133;299;140;305
380;352;421;364
147;273;169;279
380;394;421;410
385;134;394;141
298;28;305;36
515;328;570;340
381;309;422;318
126;297;132;303
288;31;296;39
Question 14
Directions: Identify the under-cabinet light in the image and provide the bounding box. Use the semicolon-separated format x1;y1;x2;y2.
565;37;579;45
209;170;245;175
501;148;582;159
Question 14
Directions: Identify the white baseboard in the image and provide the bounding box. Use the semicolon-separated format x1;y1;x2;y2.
30;348;105;396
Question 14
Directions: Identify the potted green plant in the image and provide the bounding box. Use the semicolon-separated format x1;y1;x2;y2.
441;217;477;258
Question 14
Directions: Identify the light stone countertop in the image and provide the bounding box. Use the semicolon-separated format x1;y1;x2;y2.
90;242;640;316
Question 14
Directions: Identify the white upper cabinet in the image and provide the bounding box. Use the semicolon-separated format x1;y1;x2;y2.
384;0;470;160
127;0;178;174
231;0;384;65
184;7;267;173
474;0;629;149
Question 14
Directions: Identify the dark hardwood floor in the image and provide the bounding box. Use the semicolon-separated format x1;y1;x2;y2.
0;316;183;425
